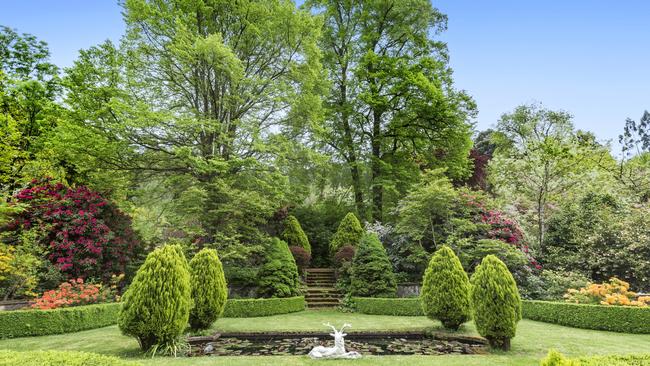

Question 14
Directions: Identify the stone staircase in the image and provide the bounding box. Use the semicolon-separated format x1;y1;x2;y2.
304;268;342;309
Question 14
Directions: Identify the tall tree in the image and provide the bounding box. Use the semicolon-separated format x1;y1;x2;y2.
0;26;61;191
309;0;475;221
617;110;650;201
58;0;323;254
489;104;608;255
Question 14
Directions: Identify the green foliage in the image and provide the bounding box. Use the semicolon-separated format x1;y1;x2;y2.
534;270;590;301
58;0;323;256
545;192;650;290
489;104;610;251
522;300;650;334
456;238;538;299
0;303;120;339
540;350;650;366
470;255;522;350
257;238;301;298
0;26;63;191
222;297;305;318
395;169;458;245
420;246;471;329
293;197;354;267
118;245;191;354
330;212;364;254
349;233;397;298
310;0;475;220
281;215;311;254
0;350;141;366
189;248;228;331
351;297;423;316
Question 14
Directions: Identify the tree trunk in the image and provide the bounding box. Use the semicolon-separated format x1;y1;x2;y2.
371;109;383;222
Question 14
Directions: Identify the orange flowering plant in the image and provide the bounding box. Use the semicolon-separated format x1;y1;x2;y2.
31;274;123;310
564;277;650;307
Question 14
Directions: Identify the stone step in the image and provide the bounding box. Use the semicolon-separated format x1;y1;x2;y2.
305;268;335;272
306;294;342;299
307;302;340;308
306;288;340;294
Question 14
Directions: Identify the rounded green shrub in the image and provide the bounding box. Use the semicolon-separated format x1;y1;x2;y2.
470;254;522;350
330;212;364;254
189;248;228;331
349;233;397;297
257;238;301;298
282;215;311;254
420;246;471;330
118;244;191;355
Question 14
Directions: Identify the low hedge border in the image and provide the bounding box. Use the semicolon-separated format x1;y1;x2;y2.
0;297;306;339
350;297;424;316
523;300;650;334
0;302;121;339
222;296;305;317
0;350;141;366
541;350;650;365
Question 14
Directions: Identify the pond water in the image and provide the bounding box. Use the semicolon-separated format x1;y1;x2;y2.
188;333;487;357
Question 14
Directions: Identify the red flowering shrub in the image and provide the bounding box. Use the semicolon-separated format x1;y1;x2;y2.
289;245;311;271
31;277;117;310
5;179;141;282
460;191;540;270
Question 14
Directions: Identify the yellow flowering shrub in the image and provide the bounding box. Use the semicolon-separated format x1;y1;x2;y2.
564;277;650;307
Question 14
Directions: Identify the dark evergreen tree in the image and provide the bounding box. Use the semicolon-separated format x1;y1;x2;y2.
257;238;301;298
349;233;397;297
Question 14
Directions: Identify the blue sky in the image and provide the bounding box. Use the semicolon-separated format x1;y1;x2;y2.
1;1;648;149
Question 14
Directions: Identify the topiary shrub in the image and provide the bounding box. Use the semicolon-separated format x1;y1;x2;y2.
349;233;397;298
330;212;364;254
289;246;311;272
282;215;311;254
257;238;301;298
189;248;227;331
118;244;191;355
420;246;471;330
470;254;522;350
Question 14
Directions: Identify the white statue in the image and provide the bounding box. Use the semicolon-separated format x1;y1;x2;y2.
308;323;362;359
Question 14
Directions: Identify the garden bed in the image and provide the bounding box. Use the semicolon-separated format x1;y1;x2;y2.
187;330;487;357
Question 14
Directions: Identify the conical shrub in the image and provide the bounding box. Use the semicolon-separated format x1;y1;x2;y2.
189;248;228;331
470;254;522;350
330;212;364;254
349;233;397;297
118;244;191;355
420;246;471;330
282;215;311;254
257;238;301;298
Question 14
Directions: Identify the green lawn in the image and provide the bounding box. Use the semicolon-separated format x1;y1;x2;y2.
1;310;648;365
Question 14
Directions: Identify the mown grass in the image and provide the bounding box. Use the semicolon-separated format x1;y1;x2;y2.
1;310;649;365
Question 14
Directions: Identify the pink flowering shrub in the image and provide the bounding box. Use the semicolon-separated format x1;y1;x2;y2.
6;179;141;282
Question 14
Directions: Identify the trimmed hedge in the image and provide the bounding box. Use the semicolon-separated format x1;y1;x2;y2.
222;296;305;317
523;300;650;334
0;350;141;366
351;297;424;316
541;349;650;365
0;302;120;339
